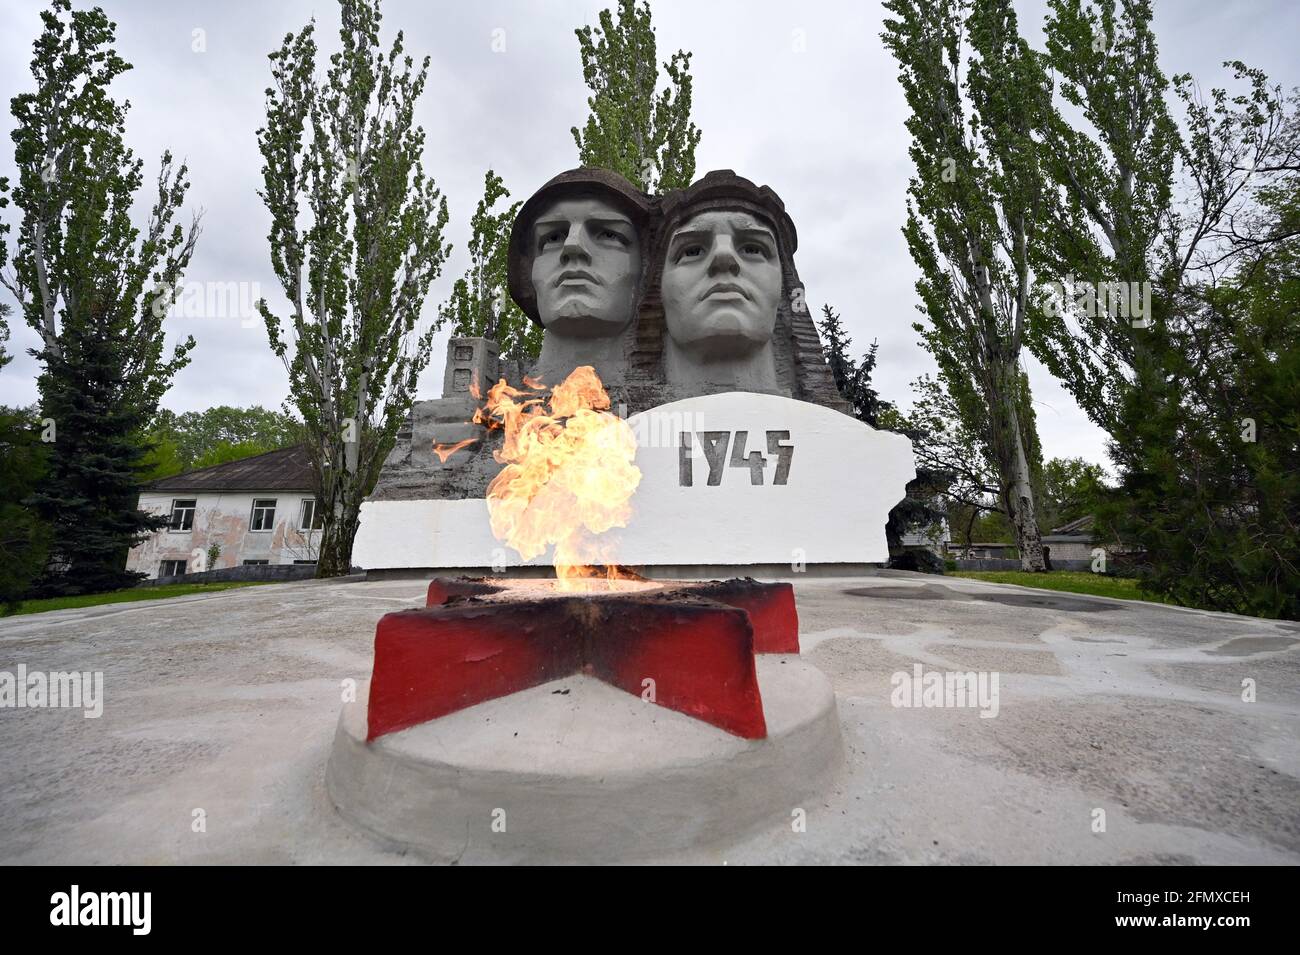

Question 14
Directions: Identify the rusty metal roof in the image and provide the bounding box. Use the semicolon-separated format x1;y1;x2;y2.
147;445;315;492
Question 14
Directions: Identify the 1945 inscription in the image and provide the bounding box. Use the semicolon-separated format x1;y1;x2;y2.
678;431;793;487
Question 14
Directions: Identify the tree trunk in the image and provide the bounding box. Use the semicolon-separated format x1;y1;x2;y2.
314;437;362;577
1000;389;1046;572
317;498;360;577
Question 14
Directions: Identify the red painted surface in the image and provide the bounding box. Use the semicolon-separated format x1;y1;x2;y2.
585;599;766;739
368;603;580;740
425;576;800;655
686;580;800;654
367;590;771;741
425;577;502;607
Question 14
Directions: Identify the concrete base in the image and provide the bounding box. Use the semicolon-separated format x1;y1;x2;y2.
326;655;843;863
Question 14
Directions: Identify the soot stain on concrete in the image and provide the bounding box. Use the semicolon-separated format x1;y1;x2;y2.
941;696;1300;853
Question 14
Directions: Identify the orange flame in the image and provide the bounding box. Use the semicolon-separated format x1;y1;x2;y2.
477;367;641;590
433;438;479;463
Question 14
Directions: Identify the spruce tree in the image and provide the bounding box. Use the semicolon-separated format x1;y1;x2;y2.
27;309;162;594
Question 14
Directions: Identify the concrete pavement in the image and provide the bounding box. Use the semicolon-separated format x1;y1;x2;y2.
1;572;1296;864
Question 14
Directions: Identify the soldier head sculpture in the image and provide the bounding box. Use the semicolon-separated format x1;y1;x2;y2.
657;170;797;396
508;167;654;388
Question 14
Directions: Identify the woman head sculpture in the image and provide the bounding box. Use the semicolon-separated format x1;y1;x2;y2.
507;168;654;386
656;170;798;394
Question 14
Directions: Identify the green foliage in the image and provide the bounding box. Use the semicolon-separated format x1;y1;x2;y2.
189;440;276;470
138;433;183;482
951;571;1167;605
895;375;997;539
2;581;267;618
1026;1;1299;617
0;174;10;372
817;305;888;427
27;320;164;595
143;405;304;478
257;0;451;575
0;305;9;371
0;406;50;608
969;509;1015;544
1;0;200;596
1104;176;1300;618
1040;457;1107;530
882;0;1049;570
571;0;701;192
437;169;541;363
1030;0;1180;433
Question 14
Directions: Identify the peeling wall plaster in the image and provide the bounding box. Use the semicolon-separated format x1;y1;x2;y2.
127;491;320;578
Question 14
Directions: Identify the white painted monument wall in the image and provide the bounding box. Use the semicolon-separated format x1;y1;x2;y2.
352;392;915;570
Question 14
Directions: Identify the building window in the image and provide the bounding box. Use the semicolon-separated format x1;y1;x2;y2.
159;559;187;577
249;499;277;531
242;559;269;566
169;499;197;531
292;560;317;565
298;498;324;531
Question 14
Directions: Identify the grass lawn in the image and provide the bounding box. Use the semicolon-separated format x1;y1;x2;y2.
950;570;1171;606
2;581;273;617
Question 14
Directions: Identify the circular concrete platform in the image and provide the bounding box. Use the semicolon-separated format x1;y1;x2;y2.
326;655;843;862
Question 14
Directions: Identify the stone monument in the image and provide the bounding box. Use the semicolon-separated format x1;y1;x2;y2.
356;168;913;575
328;167;917;862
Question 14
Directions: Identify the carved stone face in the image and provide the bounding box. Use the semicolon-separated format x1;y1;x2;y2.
529;197;641;337
661;210;783;357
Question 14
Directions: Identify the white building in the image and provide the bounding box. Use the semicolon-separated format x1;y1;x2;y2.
126;446;322;579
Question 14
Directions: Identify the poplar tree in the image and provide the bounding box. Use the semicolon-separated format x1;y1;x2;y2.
437;169;541;366
1;176;10;371
571;0;702;192
1028;0;1181;495
883;0;1049;570
1;0;200;594
257;0;451;576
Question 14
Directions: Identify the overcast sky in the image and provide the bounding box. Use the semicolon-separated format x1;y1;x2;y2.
2;0;1296;471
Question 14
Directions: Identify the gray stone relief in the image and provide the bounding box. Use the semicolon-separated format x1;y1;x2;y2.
658;173;792;397
371;168;850;502
509;168;654;389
